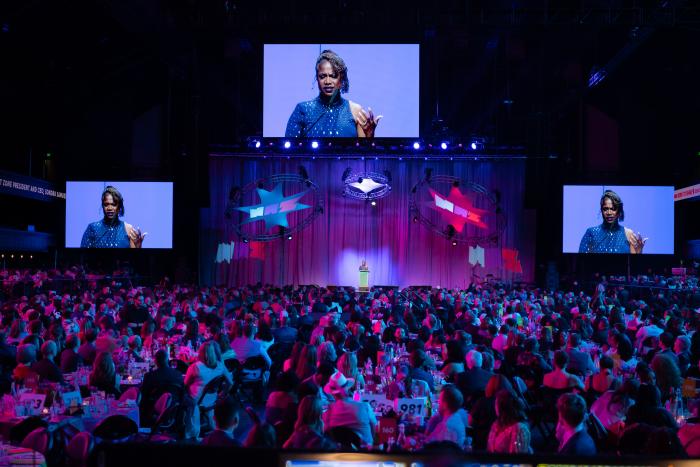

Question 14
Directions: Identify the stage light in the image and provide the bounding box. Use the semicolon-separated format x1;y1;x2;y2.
452;240;457;246
371;201;377;206
413;142;420;150
287;235;292;240
283;141;291;149
254;140;261;149
470;142;477;150
243;238;249;243
441;142;448;150
311;141;319;149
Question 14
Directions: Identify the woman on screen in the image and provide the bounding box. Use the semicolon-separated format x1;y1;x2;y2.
578;190;647;254
285;49;382;138
80;185;146;248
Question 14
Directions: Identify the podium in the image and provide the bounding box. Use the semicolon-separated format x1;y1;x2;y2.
359;266;369;292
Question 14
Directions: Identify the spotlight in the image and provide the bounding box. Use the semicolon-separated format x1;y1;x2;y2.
243;238;249;243
452;240;457;246
283;141;291;149
311;141;319;149
470;142;477;150
371;200;377;206
254;140;261;149
441;142;448;150
413;142;421;150
287;235;293;240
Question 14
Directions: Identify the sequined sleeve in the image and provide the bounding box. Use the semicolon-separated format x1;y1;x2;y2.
81;223;96;248
578;227;594;253
285;103;306;137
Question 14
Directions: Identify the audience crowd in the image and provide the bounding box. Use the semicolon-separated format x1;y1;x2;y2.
1;265;700;458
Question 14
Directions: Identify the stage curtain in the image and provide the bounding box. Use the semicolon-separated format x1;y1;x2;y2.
200;157;530;288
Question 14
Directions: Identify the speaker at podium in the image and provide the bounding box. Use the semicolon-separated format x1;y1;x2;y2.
359;259;369;292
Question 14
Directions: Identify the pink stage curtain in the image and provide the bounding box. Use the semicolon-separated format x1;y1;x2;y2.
200;157;531;288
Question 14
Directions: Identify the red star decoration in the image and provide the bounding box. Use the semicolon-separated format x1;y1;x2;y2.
428;186;489;232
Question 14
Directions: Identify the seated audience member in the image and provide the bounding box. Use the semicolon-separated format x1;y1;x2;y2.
89;352;121;397
625;383;678;429
556;393;597;456
322;371;377;446
78;328;98;366
231;323;272;367
140;349;184;421
264;370;299;428
543;350;585;391
283;395;338;450
201;396;241;447
487;389;532;453
273;311;298;345
591;379;639;435
424;384;468;447
408;349;436;392
456;349;493;403
13;344;38;385
60;334;83;373
585;355;619;396
32;340;63;383
565;333;595;376
183;341;233;439
470;375;514;451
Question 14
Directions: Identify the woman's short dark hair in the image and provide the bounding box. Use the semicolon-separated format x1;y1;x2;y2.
600;190;624;221
102;186;125;217
315;49;350;93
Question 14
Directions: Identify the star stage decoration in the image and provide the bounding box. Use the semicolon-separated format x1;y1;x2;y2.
428;186;489;231
235;183;311;230
342;170;392;201
349;178;384;193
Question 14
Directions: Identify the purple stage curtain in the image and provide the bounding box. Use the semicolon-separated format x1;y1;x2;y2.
200;157;532;288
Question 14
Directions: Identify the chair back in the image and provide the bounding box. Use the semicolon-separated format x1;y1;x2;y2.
119;387;140;403
151;393;181;436
92;415;138;441
21;427;52;455
197;374;231;408
66;432;94;467
9;416;48;445
326;426;363;450
154;393;172;416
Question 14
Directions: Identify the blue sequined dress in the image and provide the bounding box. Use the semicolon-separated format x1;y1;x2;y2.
578;221;630;253
285;95;357;137
80;219;130;248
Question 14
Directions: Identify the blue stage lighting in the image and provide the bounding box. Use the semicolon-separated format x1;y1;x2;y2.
470;142;477;150
413;142;420;150
441;142;448;150
283;141;291;149
311;141;319;149
254;140;261;149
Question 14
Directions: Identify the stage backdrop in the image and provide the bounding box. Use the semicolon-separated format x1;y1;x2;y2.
200;157;532;288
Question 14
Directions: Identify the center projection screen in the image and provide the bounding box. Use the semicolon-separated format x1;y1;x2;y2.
263;44;420;138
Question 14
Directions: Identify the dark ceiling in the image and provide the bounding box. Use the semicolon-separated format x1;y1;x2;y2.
0;0;698;185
